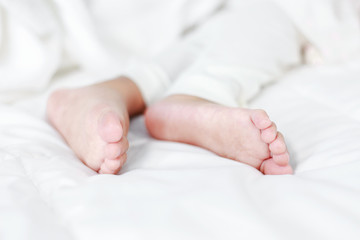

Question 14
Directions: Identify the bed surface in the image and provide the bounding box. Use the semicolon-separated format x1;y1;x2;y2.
1;62;360;240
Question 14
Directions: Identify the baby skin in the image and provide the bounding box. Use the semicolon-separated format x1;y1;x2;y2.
47;77;144;174
47;77;293;175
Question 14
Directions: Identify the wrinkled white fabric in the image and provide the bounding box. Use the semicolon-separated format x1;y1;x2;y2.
163;1;302;107
0;0;61;102
157;0;360;106
0;0;360;105
1;62;360;240
1;1;360;239
273;0;360;63
0;0;223;103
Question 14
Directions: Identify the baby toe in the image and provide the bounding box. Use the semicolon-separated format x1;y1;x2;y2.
251;109;272;130
105;137;128;159
98;163;115;174
105;143;122;159
260;158;293;175
261;122;277;143
269;132;287;155
98;111;123;143
104;158;122;172
99;154;126;174
272;152;290;166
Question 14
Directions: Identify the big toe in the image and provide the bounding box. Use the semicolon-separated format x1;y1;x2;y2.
98;111;123;143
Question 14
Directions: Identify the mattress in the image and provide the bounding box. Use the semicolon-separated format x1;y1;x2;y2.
1;61;360;240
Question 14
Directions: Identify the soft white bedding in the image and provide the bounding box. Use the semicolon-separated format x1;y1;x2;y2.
1;61;360;240
1;0;360;239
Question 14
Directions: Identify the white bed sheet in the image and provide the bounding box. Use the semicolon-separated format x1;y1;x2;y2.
1;61;360;240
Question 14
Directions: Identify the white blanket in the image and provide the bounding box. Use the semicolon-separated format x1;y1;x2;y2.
1;62;360;240
1;0;360;103
0;0;223;103
1;0;360;239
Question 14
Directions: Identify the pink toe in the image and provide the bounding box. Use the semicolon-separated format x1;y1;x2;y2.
260;158;293;175
98;164;114;174
98;112;123;143
251;109;272;130
105;158;122;171
261;123;277;143
272;152;290;166
269;132;287;154
108;137;128;156
105;143;122;159
102;153;127;173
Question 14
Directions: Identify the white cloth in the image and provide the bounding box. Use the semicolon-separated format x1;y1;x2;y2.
162;0;302;107
2;62;360;240
0;0;360;105
0;0;223;103
131;0;360;106
0;0;61;102
273;0;360;63
1;2;360;239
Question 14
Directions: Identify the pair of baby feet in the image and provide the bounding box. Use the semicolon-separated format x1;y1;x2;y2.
47;79;293;175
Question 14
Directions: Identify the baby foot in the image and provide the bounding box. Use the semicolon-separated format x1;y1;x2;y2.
145;95;293;175
47;85;130;174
